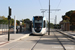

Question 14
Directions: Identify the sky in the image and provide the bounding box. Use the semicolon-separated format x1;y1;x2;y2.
0;0;75;24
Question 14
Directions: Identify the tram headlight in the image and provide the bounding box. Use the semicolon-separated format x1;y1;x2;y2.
40;27;41;29
35;28;36;29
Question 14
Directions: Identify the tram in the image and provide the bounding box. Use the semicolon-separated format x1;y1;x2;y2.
32;16;47;35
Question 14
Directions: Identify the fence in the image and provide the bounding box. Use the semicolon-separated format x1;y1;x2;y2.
0;24;8;34
0;22;32;34
0;24;8;31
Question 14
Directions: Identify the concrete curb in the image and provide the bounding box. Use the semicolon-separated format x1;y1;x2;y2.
13;34;29;41
0;34;30;47
56;30;75;39
0;35;7;37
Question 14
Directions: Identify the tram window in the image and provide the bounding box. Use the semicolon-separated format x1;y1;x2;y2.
44;20;45;28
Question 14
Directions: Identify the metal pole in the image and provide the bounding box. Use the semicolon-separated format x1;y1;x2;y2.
4;23;5;34
8;6;11;41
48;0;50;35
14;16;16;34
2;23;3;34
55;15;57;28
43;12;44;17
55;15;57;25
3;22;4;34
8;19;10;41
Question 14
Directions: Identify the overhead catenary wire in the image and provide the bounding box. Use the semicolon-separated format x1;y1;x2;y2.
38;0;43;9
53;0;61;24
38;0;47;17
57;0;62;9
54;0;62;15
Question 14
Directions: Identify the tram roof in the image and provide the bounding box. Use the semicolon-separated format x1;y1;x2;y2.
33;16;43;18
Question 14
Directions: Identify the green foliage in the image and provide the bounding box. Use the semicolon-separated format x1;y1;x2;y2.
0;16;31;27
23;18;30;24
0;16;14;25
0;20;8;24
16;20;20;25
0;16;8;24
10;19;14;26
50;23;54;28
54;24;61;29
62;10;75;25
65;10;74;17
70;11;75;25
47;21;54;28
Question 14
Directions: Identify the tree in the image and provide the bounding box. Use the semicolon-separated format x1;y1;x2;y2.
70;11;75;25
10;19;14;26
16;20;20;26
61;10;75;25
0;16;8;24
65;10;74;18
47;21;54;28
50;23;54;28
60;10;75;30
24;18;30;24
62;15;70;22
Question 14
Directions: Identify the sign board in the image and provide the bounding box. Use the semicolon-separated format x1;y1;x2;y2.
8;7;11;20
9;7;11;16
20;22;22;25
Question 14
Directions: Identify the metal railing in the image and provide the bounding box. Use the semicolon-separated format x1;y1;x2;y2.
0;24;8;34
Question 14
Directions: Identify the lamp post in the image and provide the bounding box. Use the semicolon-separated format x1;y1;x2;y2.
8;6;11;41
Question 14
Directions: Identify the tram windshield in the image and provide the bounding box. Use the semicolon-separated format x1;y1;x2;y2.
34;17;43;28
35;23;42;28
35;20;42;23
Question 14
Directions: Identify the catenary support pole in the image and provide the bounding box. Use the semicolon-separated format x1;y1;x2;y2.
14;16;16;34
8;19;10;41
48;0;50;35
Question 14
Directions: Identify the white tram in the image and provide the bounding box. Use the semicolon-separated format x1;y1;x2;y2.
32;16;47;35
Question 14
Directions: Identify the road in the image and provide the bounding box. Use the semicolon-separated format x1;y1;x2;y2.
0;29;75;50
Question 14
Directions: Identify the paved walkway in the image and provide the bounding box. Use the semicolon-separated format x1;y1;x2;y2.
0;31;31;46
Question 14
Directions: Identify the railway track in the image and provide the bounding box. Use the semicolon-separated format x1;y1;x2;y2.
53;32;66;50
53;30;75;50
